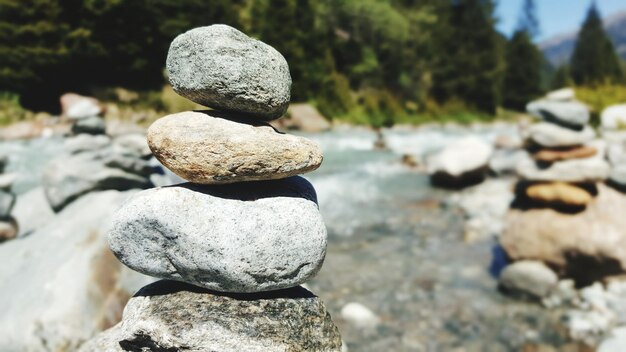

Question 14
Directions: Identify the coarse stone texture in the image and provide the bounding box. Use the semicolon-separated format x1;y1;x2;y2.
527;123;595;148
525;182;593;207
108;176;327;293
516;153;610;182
526;100;590;128
0;190;153;351
501;184;626;286
72;116;107;135
147;111;323;184
166;25;291;119
79;280;342;352
499;260;558;299
532;145;597;162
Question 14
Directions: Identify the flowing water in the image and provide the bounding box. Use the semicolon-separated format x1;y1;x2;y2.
1;124;582;351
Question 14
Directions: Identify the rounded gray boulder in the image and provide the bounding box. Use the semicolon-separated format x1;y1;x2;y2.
166;25;291;119
108;176;327;293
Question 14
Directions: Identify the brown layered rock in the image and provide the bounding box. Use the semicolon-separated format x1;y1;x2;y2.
525;182;593;207
147;111;323;184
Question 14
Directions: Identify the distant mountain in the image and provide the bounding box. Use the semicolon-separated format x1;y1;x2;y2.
540;11;626;66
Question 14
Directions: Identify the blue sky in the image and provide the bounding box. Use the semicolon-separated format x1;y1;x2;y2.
496;0;626;42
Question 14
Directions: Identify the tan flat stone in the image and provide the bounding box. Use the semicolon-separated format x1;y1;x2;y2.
525;182;592;206
533;145;597;162
148;111;323;184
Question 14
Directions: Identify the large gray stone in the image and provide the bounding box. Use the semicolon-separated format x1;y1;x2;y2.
499;260;558;299
527;100;590;128
108;176;327;293
43;149;153;212
527;122;595;148
12;187;54;237
167;24;291;119
148;111;323;184
79;280;342;352
0;190;154;351
0;190;15;218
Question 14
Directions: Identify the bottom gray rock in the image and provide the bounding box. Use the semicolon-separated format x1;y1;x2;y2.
80;280;343;352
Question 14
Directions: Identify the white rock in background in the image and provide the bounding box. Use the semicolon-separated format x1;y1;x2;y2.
340;302;380;328
527;123;595;148
61;93;103;120
516;150;610;182
499;260;558;299
598;326;626;352
527;100;590;128
427;137;493;177
602;104;626;130
11;187;54;237
546;88;576;102
0;190;153;351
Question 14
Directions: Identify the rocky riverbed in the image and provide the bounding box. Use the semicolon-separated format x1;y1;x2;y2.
0;121;612;351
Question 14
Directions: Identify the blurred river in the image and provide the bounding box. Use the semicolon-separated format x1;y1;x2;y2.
1;124;579;351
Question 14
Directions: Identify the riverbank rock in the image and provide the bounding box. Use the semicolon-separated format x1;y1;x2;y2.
340;302;380;329
499;260;558;299
0;173;16;191
602;104;626;130
516;153;609;182
71;116;107;135
108;177;326;293
43;149;153;211
525;182;593;207
527;123;595;148
61;93;104;119
273;103;332;132
11;187;54;237
147;111;323;184
0;190;153;351
79;280;342;352
501;184;626;286
427;137;493;188
526;100;590;128
166;25;291;119
533;145;597;162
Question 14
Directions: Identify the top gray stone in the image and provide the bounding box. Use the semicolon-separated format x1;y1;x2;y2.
526;99;590;128
166;25;291;120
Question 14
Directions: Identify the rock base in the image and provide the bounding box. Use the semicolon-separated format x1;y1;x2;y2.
80;280;342;352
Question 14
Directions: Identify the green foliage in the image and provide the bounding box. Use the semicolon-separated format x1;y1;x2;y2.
570;4;623;85
551;65;573;90
0;91;28;125
431;0;504;115
575;84;626;116
503;30;543;110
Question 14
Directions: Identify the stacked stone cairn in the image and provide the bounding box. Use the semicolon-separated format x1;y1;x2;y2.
80;25;342;351
0;154;18;242
498;91;618;298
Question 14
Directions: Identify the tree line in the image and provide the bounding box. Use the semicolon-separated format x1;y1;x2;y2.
0;0;623;122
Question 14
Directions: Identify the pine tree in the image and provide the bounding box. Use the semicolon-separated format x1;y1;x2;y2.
502;0;543;111
550;65;573;90
431;0;503;114
570;3;623;85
